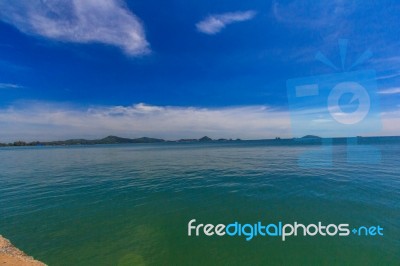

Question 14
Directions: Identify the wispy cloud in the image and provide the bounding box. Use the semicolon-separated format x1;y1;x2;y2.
0;0;149;56
0;102;290;142
272;0;354;28
272;0;356;46
378;87;400;95
196;10;256;35
0;83;24;89
376;72;400;81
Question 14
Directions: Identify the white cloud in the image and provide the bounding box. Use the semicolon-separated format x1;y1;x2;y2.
0;102;290;142
0;0;149;55
196;10;256;35
376;72;400;81
0;83;23;89
378;87;400;95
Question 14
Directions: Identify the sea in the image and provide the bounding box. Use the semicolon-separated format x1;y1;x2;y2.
0;138;399;265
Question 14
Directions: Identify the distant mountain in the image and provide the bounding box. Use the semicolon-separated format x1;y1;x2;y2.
1;135;400;147
199;136;213;142
301;135;321;139
0;135;225;147
177;139;198;142
1;136;165;147
98;136;164;144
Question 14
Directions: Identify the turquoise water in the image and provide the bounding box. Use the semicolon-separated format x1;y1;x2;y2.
0;140;399;265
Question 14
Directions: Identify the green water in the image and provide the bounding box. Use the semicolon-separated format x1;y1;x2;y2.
0;140;399;265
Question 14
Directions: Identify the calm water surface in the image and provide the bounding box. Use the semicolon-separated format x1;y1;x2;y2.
0;141;399;265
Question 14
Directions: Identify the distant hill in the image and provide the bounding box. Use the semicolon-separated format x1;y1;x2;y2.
301;135;321;139
98;136;164;144
176;136;214;142
1;135;400;147
199;136;213;142
0;135;221;147
1;136;165;147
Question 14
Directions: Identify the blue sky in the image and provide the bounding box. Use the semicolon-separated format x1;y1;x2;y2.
0;0;399;141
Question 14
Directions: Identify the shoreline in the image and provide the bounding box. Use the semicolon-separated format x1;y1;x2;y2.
0;235;46;266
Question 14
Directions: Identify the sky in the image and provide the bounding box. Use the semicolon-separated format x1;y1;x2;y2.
0;0;399;141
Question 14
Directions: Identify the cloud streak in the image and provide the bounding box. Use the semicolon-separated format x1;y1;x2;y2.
272;0;354;28
0;83;24;89
196;10;256;35
378;87;400;95
0;102;290;142
0;0;149;55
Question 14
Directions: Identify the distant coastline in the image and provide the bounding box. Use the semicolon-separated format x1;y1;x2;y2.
1;135;399;147
0;135;240;147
